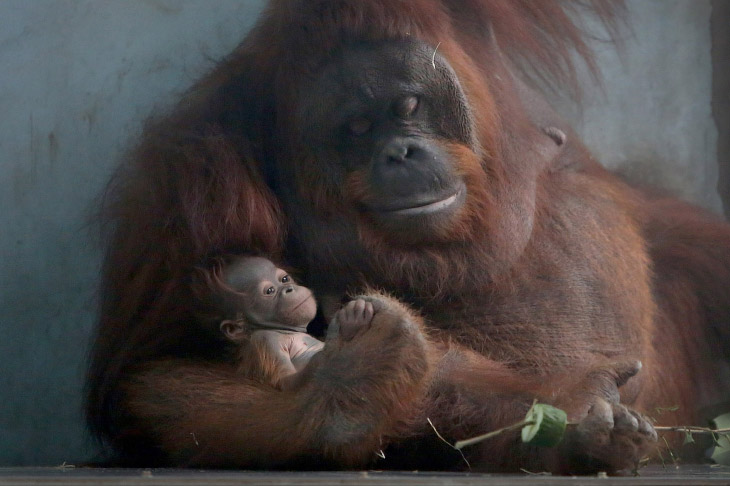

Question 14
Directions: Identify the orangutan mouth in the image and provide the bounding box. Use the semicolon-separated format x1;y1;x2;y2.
382;184;465;217
292;294;312;311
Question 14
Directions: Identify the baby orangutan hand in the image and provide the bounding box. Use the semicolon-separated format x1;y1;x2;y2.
331;299;375;341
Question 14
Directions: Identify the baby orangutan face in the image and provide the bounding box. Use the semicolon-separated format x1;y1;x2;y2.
220;256;317;339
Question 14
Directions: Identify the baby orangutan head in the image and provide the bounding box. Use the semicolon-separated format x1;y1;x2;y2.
195;255;318;340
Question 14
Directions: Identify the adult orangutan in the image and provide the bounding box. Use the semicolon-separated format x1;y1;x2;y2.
86;0;730;474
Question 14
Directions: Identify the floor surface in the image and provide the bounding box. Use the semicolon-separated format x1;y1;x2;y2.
1;465;730;485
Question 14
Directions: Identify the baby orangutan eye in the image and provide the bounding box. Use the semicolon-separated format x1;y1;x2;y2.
265;286;275;295
393;95;419;119
281;275;290;283
348;117;372;136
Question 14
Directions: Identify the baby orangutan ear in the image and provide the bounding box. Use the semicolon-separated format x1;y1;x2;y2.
220;320;247;342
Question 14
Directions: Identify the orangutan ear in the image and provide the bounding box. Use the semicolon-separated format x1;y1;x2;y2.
220;319;247;342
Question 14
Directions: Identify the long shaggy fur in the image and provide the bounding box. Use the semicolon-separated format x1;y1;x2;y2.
86;0;730;474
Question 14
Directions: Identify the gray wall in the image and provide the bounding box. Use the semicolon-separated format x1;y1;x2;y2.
0;0;723;466
0;0;266;465
557;0;728;212
555;0;722;213
714;0;730;214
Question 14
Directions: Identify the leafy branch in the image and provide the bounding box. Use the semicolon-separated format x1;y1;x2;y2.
654;425;730;434
428;403;730;468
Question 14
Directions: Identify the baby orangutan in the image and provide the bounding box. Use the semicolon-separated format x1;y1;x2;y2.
198;255;374;390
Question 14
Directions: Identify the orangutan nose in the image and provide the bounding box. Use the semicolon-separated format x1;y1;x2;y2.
382;140;415;164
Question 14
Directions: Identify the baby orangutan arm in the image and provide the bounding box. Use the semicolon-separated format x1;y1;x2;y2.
236;330;298;388
121;291;434;467
280;299;374;390
231;298;378;392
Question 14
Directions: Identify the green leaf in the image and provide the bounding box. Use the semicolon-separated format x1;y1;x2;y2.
712;413;730;448
711;446;730;466
655;405;679;415
711;412;730;429
709;413;730;464
521;403;567;447
683;431;695;445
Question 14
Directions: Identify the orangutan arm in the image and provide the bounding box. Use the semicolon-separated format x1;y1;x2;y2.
120;292;433;468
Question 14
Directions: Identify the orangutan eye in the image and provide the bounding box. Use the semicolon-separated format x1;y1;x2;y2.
348;117;372;136
264;286;276;295
281;275;290;283
393;95;419;119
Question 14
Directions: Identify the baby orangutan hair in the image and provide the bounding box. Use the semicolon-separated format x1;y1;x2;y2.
194;254;374;390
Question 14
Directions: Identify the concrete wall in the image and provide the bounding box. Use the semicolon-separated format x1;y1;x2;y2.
714;0;730;214
0;0;723;465
0;0;266;465
553;0;722;213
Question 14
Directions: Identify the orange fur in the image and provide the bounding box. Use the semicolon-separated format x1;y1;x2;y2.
87;0;730;474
